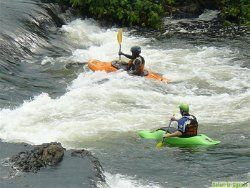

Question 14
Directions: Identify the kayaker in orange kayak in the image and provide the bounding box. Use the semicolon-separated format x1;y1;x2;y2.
87;29;170;82
163;103;199;139
118;46;145;76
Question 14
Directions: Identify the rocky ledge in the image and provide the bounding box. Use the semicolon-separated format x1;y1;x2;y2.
10;142;65;172
0;141;105;188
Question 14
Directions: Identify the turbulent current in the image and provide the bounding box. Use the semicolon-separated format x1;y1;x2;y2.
0;0;249;187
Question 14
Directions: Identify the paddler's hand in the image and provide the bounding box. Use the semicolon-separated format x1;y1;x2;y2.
170;116;177;121
163;133;171;138
118;51;123;56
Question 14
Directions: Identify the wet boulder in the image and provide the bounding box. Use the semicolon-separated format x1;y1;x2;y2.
71;149;105;182
1;141;106;187
10;142;65;172
174;3;202;18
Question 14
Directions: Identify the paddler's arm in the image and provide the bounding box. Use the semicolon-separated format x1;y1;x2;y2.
119;52;133;59
164;116;185;138
164;130;183;138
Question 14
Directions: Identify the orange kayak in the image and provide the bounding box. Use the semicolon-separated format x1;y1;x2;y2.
88;59;170;83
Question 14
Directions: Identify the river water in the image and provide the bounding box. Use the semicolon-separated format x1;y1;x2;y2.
0;0;249;187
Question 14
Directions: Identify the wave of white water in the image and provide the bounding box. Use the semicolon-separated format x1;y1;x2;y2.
0;19;249;146
98;172;162;188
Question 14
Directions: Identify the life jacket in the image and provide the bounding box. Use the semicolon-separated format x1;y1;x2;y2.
128;56;145;75
182;115;198;137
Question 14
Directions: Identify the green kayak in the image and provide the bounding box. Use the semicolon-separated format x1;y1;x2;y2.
138;130;220;146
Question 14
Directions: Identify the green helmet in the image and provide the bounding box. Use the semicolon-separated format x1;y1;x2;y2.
179;102;189;113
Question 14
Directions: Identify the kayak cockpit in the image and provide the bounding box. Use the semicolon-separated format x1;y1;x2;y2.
111;60;149;76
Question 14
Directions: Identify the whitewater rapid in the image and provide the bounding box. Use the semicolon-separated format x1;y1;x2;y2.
0;19;249;146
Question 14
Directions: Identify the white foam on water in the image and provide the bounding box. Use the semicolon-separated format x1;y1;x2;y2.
0;70;173;144
198;10;220;21
98;172;162;188
61;19;149;63
1;19;249;145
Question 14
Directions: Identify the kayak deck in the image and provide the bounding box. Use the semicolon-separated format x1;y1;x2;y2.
138;130;220;146
88;59;117;72
88;59;171;83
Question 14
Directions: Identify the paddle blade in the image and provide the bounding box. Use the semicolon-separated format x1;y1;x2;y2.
156;136;166;148
156;142;164;148
117;29;123;44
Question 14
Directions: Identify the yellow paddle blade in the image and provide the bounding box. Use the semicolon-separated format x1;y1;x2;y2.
117;28;123;44
156;142;164;148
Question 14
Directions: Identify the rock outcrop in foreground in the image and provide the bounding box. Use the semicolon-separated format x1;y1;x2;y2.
0;141;105;188
10;142;65;172
71;149;105;182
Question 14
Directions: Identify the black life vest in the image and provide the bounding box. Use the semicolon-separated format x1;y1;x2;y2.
128;56;145;75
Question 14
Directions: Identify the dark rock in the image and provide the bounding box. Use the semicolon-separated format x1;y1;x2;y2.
41;143;65;165
166;0;221;19
173;3;202;18
10;142;65;172
0;141;106;187
196;0;220;10
71;149;105;183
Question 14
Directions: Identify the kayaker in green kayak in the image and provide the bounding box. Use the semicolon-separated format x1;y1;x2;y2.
163;103;199;139
138;102;220;146
118;46;145;76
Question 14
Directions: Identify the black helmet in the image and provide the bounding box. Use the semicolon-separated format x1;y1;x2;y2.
130;46;141;54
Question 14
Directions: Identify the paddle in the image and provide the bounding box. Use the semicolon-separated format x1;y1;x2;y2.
156;121;172;148
117;28;123;61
